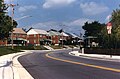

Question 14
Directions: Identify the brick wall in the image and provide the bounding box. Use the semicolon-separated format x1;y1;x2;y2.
27;34;48;45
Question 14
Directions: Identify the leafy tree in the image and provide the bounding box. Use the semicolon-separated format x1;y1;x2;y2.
82;21;104;37
82;21;105;47
111;9;120;29
101;7;120;49
110;8;120;48
0;0;17;40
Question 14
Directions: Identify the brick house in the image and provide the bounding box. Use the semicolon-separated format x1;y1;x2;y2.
9;28;27;46
48;29;62;45
27;29;50;46
60;32;71;45
60;32;83;45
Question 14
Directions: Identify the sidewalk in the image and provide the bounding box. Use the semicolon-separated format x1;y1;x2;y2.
0;50;34;79
69;51;120;61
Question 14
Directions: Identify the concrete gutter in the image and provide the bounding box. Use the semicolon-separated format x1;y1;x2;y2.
69;51;120;61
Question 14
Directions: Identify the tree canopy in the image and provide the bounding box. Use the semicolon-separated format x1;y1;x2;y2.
82;7;120;49
0;0;17;40
82;21;105;37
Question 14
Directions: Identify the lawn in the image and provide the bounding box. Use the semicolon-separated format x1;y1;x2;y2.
0;46;21;56
0;46;48;56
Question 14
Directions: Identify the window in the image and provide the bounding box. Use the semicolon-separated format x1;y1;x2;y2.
34;34;36;37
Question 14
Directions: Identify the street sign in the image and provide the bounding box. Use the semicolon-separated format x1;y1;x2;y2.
107;22;112;34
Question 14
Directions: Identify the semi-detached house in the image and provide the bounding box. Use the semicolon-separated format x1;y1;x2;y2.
27;29;50;46
0;28;27;46
9;28;27;46
48;30;62;45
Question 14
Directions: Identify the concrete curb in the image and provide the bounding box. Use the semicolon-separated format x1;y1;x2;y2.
12;50;34;79
69;51;120;62
0;50;34;79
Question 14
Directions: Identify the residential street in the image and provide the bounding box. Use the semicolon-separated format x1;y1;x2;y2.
18;50;120;79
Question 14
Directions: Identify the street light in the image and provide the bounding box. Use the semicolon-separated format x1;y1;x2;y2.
15;15;32;21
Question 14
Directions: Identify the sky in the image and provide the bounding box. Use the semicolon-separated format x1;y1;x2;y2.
4;0;120;35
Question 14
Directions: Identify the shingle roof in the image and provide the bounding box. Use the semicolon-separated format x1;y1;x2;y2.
13;28;26;34
61;32;69;37
27;29;48;35
48;31;62;36
34;29;48;35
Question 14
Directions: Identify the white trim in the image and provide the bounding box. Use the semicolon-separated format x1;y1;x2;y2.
27;29;38;35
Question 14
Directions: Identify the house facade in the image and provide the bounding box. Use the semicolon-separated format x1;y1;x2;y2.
27;29;50;46
60;32;70;45
9;28;27;46
0;28;83;46
48;30;62;45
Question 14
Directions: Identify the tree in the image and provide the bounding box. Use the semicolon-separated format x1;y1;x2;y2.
0;0;17;40
100;7;120;49
110;8;120;48
82;21;105;47
82;21;105;37
111;9;120;29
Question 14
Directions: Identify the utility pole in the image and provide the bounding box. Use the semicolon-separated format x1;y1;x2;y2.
9;3;18;49
59;24;66;48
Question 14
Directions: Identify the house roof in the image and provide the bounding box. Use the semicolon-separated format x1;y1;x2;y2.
61;32;69;37
68;33;78;38
65;32;72;37
48;31;62;36
13;28;26;34
27;29;48;35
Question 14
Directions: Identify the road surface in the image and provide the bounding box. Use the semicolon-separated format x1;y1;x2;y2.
18;50;120;79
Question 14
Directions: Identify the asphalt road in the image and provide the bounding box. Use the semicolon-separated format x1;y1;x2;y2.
18;50;120;79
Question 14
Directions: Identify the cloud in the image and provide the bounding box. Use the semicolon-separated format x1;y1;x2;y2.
30;21;60;30
18;5;37;12
28;18;93;34
105;14;111;22
4;0;18;4
80;2;109;15
43;0;76;9
68;18;93;26
4;0;11;4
